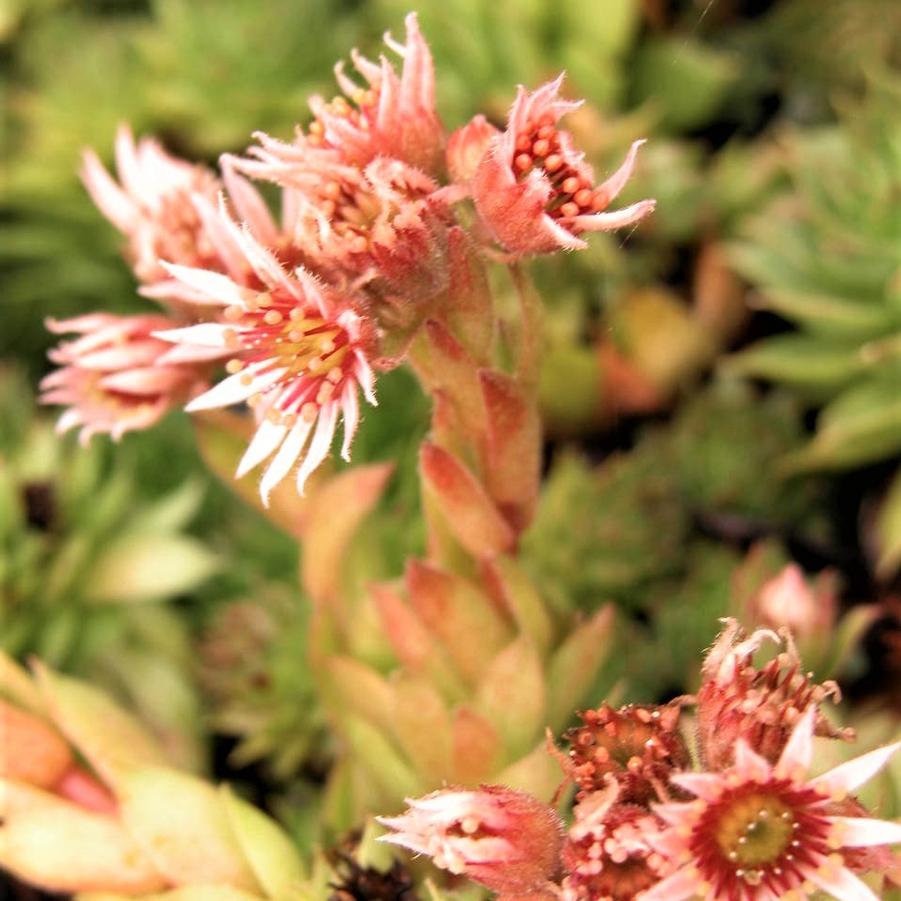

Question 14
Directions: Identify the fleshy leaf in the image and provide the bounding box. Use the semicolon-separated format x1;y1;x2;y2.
0;779;164;895
220;785;306;899
118;767;260;892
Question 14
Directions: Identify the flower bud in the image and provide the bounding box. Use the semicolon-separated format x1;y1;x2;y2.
563;702;688;804
378;786;563;895
696;619;852;770
447;114;499;184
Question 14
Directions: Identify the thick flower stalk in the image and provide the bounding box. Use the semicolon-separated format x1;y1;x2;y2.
39;312;216;443
642;706;901;901
155;211;377;502
470;75;655;256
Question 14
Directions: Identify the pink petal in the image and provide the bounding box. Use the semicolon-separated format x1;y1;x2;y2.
80;149;137;233
811;741;901;798
156;343;229;365
828;816;901;847
259;416;314;506
801;862;879;901
634;866;698;901
734;738;773;782
670;772;725;801
597;140;647;203
354;352;377;405
113;124;146;206
775;705;816;779
652;802;694;827
153;323;232;348
339;383;360;462
235;418;288;479
99;367;186;395
159;262;247;307
56;409;83;434
568;199;657;233
185;366;285;412
220;157;279;246
217;196;301;299
296;400;339;494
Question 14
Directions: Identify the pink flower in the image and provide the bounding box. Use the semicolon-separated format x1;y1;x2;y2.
447;114;500;185
230;150;452;314
377;786;563;895
81;125;272;302
753;564;837;640
471;76;655;256
298;12;444;174
154;211;377;503
696;620;852;771
639;707;901;901
563;702;689;804
560;783;673;901
40;313;215;444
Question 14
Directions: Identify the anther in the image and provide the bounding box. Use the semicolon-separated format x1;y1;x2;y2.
515;153;532;172
544;154;563;172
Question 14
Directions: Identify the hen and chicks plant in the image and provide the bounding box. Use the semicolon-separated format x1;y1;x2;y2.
2;9;900;901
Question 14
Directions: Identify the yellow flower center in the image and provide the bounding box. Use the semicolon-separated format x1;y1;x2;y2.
714;792;795;877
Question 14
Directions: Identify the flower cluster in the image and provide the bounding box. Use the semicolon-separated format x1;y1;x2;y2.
41;14;654;501
380;620;901;900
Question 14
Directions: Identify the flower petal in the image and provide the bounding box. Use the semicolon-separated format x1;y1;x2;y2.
80;149;138;233
670;772;725;801
235;419;288;479
811;741;901;798
734;738;772;782
635;865;699;901
597;139;647;203
775;705;816;779
296;400;339;494
159;262;248;307
185;366;285;412
569;199;657;234
801;861;879;901
828;816;901;848
153;323;233;348
259;417;314;506
339;383;360;462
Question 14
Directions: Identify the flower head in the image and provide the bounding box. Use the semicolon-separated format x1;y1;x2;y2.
155;210;377;503
561;784;672;901
231;150;452;315
751;564;838;641
639;707;901;901
81;126;231;294
471;76;655;256
697;620;852;770
40;313;214;444
377;786;563;895
564;702;688;804
299;12;444;174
